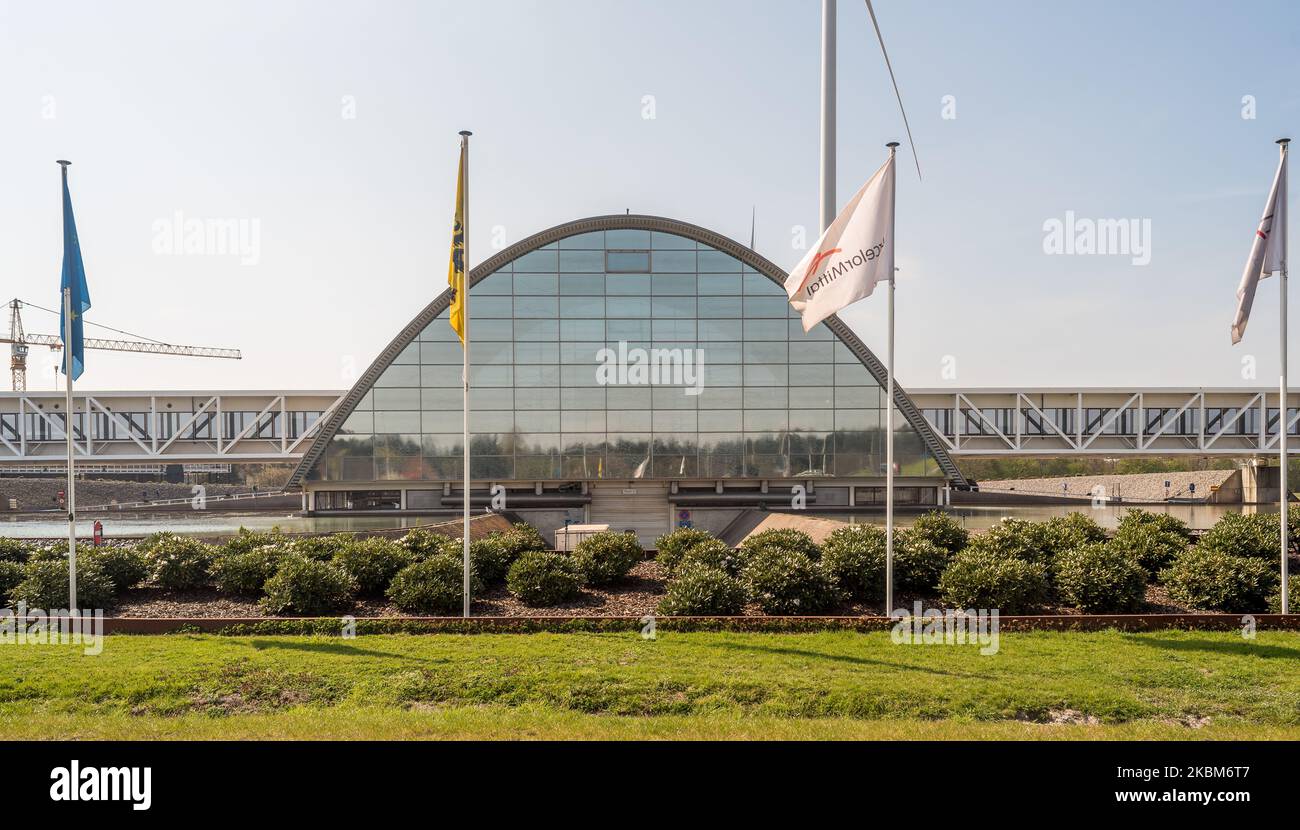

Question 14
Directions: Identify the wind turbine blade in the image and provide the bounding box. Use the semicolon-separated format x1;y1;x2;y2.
864;0;922;180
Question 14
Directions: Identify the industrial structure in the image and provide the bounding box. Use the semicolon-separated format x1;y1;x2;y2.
4;298;241;391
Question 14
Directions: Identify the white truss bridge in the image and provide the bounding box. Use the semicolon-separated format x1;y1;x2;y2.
910;387;1300;457
2;387;1293;470
0;391;344;466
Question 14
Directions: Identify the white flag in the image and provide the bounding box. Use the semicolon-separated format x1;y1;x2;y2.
785;153;895;331
1231;150;1288;344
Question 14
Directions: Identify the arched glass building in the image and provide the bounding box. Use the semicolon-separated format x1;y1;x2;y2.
289;215;966;542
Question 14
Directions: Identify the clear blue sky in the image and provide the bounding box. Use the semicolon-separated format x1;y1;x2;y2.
1;0;1297;392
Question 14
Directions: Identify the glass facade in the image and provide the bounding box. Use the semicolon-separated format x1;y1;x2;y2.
307;227;941;482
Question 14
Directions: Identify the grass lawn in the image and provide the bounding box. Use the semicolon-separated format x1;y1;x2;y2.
2;630;1299;739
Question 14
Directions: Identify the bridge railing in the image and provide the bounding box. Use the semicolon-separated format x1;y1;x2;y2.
908;388;1300;456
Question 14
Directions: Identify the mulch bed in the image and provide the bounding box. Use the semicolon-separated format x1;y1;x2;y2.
106;557;1203;619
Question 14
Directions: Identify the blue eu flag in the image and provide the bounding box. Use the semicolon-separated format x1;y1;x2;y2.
58;162;90;380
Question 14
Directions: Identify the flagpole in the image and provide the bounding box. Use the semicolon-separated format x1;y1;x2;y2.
58;160;77;614
459;130;472;619
885;141;898;614
1280;136;1291;615
819;0;836;232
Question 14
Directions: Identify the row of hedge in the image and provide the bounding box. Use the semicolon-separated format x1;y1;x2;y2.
652;508;1296;616
0;524;652;615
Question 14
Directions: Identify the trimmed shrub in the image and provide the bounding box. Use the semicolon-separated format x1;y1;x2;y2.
820;524;885;599
80;545;148;592
658;564;747;616
654;527;719;578
211;545;288;596
331;537;413;594
387;554;481;615
1108;522;1187;580
1117;509;1193;543
674;538;742;577
893;532;952;593
741;547;837;615
572;531;642;585
1269;582;1300;614
507;522;549;552
908;510;969;554
1038;513;1107;557
1052;543;1147;613
1160;548;1276;612
964;519;1053;567
10;559;116;610
0;560;25;601
399;528;452;559
0;538;33;563
288;533;354;561
140;533;215;590
506;551;582;606
738;528;821;563
220;527;287;557
469;533;535;584
27;543;70;563
1197;513;1277;560
260;556;355;615
938;549;1049;614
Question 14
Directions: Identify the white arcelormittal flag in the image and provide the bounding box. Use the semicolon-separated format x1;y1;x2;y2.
785;153;895;331
1232;151;1288;344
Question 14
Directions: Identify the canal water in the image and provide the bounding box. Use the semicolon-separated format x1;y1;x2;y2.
0;502;1278;539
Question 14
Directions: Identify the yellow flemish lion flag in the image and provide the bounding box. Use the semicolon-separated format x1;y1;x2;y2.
785;153;895;330
447;142;467;343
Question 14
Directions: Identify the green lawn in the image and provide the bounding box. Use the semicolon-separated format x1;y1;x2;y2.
2;630;1299;739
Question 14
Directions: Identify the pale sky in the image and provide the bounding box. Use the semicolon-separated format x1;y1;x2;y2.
1;0;1297;393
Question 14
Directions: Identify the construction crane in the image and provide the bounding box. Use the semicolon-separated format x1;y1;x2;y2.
3;298;241;391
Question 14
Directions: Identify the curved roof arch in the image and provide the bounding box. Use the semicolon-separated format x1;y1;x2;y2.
289;214;967;487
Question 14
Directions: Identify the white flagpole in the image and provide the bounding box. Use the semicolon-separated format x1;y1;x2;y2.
819;0;836;232
885;140;898;614
63;286;77;614
459;130;472;619
1280;137;1291;615
59;159;77;615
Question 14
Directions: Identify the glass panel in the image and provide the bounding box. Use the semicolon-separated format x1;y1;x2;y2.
607;251;651;272
605;273;651;295
560;296;604;316
606;229;652;248
698;274;741;295
513;250;558;272
559;250;604;272
309;219;943;484
373;389;420;409
559;231;605;249
375;365;420;387
652;250;696;272
514;273;558;295
374;411;421;432
560;273;605;294
651;231;695;249
697;250;742;272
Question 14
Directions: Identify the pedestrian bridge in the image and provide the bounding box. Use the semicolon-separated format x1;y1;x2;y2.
910;387;1300;457
0;387;1292;472
0;390;344;468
